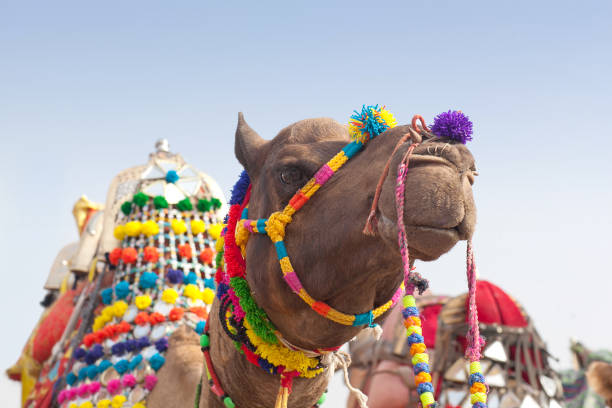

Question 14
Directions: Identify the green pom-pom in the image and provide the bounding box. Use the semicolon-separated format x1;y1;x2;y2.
317;393;327;405
223;397;235;408
197;199;211;212
133;192;149;208
176;198;193;211
200;334;210;348
153;195;168;209
210;197;222;210
121;201;132;215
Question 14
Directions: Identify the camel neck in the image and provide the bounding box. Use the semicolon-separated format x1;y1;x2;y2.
200;302;329;408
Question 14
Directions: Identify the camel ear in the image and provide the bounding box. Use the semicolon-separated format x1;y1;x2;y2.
235;112;265;173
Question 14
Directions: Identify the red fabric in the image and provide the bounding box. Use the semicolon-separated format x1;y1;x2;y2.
468;280;527;327
32;289;78;363
421;304;443;349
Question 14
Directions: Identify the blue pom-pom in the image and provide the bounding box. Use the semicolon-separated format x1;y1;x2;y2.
165;170;180;183
73;347;86;361
129;354;143;370
65;372;77;386
149;353;166;371
349;105;396;142
86;364;99;380
100;288;113;305
78;366;88;380
139;272;158;289
114;359;129;374
195;321;206;335
115;281;130;299
430;110;473;144
184;271;198;285
98;360;112;372
413;362;430;374
166;269;184;284
155;338;169;352
204;277;216;289
230;170;251;205
468;372;486;386
417;382;434;394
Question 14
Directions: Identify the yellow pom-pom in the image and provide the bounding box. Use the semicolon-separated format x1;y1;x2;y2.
412;353;429;365
101;306;114;320
162;288;179;304
407;325;422;336
190;219;206;235
113;225;126;240
419;392;435;407
142;220;160;237
124;221;142;237
469;361;482;374
132;403;146;408
183;284;201;300
215;236;225;252
208;223;224;240
92;315;107;331
171;219;187;235
96;400;111;408
135;295;152;310
80;402;94;408
69;404;78;408
112;300;128;317
202;288;215;305
402;295;416;308
470;392;487;404
111;395;127;408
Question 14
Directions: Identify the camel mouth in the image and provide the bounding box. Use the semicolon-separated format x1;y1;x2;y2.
377;215;463;261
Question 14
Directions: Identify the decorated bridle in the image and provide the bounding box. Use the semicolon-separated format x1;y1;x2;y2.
199;106;487;408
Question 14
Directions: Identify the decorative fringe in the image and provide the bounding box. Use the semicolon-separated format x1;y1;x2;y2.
274;384;290;408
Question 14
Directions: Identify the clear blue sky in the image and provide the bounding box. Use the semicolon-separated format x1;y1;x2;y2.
1;1;611;405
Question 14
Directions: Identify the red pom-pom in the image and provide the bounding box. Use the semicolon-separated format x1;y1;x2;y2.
199;247;214;265
149;312;165;325
169;307;184;321
189;306;208;319
121;248;138;264
135;312;150;326
109;248;122;266
178;244;192;259
143;246;159;263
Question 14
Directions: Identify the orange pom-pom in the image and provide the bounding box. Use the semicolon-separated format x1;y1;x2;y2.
143;246;159;263
415;372;432;386
178;244;192;259
169;307;184;321
199;247;214;265
149;312;165;325
121;247;138;264
189;306;208;319
109;248;123;266
410;343;427;356
470;383;487;394
134;312;150;326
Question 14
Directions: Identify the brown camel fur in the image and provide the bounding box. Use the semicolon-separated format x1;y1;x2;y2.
587;362;612;407
147;114;477;408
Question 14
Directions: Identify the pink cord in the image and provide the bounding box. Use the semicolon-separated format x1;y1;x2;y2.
465;240;485;362
395;143;419;294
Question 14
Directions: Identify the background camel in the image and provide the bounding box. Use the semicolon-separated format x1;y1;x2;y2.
347;280;565;408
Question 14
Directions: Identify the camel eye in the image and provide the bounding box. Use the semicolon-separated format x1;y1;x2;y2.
279;167;305;186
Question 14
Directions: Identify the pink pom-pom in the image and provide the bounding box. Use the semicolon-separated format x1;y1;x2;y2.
122;374;137;388
67;388;78;400
88;381;101;394
144;374;158;391
107;378;122;395
77;384;90;397
57;390;67;403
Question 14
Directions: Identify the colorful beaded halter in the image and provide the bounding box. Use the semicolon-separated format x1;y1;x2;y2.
202;106;488;408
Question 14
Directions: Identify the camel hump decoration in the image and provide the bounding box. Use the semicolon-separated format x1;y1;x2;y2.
349;280;565;408
8;140;227;408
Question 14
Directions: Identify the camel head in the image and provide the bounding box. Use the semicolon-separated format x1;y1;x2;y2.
234;110;477;350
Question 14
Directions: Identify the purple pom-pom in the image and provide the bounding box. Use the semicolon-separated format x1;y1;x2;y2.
430;110;473;144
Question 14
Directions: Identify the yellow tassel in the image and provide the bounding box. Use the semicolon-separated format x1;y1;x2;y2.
274;385;289;408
